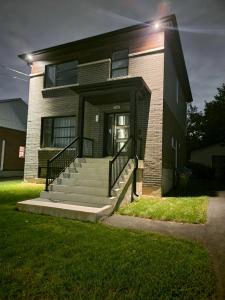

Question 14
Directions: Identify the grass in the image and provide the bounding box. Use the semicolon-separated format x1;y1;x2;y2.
119;196;209;224
0;180;216;299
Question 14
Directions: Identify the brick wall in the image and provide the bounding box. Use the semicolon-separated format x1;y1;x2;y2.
129;51;165;192
24;60;111;180
162;44;187;194
79;59;111;85
24;75;79;179
25;51;165;195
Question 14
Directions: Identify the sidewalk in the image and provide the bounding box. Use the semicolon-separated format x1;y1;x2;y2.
102;196;225;300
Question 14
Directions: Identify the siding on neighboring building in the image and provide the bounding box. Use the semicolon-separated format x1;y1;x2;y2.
0;127;26;171
191;144;225;168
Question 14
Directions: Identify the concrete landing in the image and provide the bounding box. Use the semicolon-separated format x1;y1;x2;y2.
17;198;112;222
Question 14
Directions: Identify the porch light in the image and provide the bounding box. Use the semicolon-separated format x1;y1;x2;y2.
153;21;161;30
95;114;99;122
26;54;33;62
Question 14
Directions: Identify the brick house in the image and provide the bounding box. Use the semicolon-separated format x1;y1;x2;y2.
17;15;192;221
0;98;27;178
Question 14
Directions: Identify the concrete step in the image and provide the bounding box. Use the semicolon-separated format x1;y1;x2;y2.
60;178;108;188
67;172;108;180
52;183;121;197
41;191;116;205
83;158;111;163
17;198;112;222
51;184;107;196
67;165;108;174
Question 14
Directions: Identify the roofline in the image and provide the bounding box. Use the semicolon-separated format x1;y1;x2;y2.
191;142;225;152
0;125;26;133
165;16;193;102
18;13;192;102
0;98;27;105
18;14;176;60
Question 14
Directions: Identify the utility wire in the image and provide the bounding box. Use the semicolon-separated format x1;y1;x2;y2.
0;64;29;77
0;72;28;82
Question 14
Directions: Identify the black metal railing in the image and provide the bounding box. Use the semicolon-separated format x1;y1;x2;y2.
108;137;133;197
45;137;79;191
45;137;93;191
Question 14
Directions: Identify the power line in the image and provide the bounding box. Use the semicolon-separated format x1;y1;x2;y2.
0;64;29;77
0;72;28;82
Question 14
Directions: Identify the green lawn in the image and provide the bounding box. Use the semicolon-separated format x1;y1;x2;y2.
0;180;215;299
119;196;208;224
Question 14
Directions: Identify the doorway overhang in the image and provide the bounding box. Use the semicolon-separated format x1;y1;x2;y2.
72;76;151;101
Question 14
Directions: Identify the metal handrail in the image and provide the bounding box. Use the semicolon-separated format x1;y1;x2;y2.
45;137;93;191
48;137;80;163
108;136;133;197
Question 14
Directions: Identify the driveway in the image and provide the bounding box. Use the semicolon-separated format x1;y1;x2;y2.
103;195;225;300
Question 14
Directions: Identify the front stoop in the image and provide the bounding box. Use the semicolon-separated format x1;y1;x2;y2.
17;158;134;222
17;199;112;222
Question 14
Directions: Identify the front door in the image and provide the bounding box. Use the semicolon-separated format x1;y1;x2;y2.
105;113;130;156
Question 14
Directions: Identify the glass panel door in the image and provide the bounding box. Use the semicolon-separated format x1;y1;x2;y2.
105;113;130;156
115;113;130;153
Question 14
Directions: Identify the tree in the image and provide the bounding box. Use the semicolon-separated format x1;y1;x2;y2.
186;104;205;155
186;83;225;156
204;83;225;145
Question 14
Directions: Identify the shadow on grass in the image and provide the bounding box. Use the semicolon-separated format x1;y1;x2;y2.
167;178;225;197
0;177;23;182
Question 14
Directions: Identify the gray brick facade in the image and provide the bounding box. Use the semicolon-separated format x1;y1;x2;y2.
24;32;189;197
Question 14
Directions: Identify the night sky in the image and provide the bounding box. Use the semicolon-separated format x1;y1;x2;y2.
0;0;224;110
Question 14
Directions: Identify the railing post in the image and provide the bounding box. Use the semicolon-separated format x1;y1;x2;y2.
132;155;139;199
108;160;112;197
45;159;50;191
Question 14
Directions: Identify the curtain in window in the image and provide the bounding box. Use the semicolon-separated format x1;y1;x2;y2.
42;116;76;148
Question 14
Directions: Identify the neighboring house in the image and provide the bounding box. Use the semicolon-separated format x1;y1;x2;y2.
17;14;192;221
0;98;27;178
191;143;225;178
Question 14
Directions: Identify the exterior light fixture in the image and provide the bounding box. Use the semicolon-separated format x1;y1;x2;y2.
95;114;99;122
153;21;161;30
26;54;33;62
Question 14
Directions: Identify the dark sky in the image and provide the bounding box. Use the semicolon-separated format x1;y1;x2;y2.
0;0;224;110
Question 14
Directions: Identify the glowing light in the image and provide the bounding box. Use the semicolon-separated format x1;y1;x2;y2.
26;54;33;62
153;21;161;30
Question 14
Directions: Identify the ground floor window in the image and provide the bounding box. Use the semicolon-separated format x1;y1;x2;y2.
41;116;76;148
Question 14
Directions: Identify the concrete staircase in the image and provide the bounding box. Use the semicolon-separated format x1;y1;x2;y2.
17;158;134;222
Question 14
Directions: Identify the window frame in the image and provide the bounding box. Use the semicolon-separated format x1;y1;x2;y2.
111;49;129;79
44;59;79;89
40;115;76;148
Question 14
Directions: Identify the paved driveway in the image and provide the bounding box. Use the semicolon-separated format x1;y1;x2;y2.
103;195;225;300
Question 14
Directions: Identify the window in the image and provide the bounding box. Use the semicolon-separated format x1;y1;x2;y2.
41;116;76;148
44;60;78;88
111;49;129;78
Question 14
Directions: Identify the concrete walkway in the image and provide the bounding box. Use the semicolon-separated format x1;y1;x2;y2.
102;195;225;300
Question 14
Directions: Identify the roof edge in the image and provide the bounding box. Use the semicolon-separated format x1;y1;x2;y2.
0;98;27;105
18;14;176;61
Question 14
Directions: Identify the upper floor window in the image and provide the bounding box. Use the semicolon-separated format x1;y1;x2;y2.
44;60;78;88
41;116;76;148
111;49;129;78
